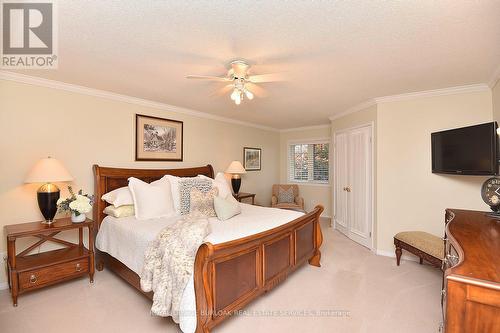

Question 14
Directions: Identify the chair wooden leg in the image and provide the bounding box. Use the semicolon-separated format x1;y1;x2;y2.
395;246;402;266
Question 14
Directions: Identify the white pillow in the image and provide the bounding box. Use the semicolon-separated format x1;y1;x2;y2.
199;172;236;201
128;177;175;220
101;187;133;207
103;205;135;218
214;194;241;221
164;175;181;214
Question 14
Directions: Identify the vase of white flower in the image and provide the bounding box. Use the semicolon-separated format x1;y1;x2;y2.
57;186;94;223
71;211;87;223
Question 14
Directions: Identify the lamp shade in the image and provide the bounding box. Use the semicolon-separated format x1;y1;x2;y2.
25;157;73;184
225;161;246;174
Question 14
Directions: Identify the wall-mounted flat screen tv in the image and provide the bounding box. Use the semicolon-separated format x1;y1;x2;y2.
431;122;498;175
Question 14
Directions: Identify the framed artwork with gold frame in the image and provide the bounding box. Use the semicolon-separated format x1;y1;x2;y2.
135;114;183;161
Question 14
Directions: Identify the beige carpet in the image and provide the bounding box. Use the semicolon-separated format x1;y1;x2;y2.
0;227;442;333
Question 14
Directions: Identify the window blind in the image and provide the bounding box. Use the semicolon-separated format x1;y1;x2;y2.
288;142;329;184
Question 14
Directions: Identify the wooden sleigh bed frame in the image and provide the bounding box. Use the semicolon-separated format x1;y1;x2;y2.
93;164;324;333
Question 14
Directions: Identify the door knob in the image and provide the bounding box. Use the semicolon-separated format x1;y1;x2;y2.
346;187;351;192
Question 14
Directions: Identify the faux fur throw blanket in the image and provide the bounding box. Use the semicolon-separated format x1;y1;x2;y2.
140;214;210;322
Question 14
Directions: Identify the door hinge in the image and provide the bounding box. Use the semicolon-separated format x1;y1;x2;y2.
369;232;372;237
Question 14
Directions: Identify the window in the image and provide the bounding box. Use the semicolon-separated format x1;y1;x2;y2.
288;141;329;184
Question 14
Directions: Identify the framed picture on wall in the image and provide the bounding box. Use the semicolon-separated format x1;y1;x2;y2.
243;147;261;171
135;114;183;161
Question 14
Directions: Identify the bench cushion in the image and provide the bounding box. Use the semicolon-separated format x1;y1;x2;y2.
395;231;444;259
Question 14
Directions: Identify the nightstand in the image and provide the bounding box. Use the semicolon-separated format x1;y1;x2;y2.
4;217;94;306
233;192;256;205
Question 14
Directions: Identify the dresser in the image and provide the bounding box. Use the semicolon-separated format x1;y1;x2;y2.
442;209;500;332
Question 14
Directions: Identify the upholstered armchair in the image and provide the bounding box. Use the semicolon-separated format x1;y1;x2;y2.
271;184;305;211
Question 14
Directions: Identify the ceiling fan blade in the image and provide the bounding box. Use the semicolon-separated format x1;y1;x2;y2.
248;73;286;83
231;61;249;78
211;84;234;97
186;75;230;82
246;83;268;98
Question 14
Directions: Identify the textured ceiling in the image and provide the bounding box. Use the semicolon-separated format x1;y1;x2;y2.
10;0;500;129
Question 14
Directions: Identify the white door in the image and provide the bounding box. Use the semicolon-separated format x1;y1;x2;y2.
347;126;372;248
334;132;349;235
334;124;373;249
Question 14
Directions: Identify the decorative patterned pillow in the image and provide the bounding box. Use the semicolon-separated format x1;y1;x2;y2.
179;178;213;215
278;187;295;204
164;175;200;214
190;187;218;217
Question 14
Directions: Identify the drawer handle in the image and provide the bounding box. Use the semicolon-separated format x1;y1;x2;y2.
76;263;82;272
30;274;37;284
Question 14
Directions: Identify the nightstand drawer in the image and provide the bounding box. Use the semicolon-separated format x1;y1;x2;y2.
19;258;89;290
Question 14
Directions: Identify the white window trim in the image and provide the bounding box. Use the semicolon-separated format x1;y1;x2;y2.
287;137;331;185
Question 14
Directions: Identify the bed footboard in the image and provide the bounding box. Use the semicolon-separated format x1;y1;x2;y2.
194;205;324;333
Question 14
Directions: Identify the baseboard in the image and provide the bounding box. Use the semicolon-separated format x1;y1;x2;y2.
319;216;331;225
376;249;419;263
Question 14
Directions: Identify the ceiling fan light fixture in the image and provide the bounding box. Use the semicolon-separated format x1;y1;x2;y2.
230;89;239;101
187;59;280;105
244;89;254;100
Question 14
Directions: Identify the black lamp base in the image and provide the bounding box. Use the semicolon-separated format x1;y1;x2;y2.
37;184;60;224
231;177;242;195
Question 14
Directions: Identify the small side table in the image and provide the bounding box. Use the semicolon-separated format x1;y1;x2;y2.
4;217;94;306
233;192;256;205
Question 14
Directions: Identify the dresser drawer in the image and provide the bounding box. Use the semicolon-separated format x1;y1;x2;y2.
19;258;89;290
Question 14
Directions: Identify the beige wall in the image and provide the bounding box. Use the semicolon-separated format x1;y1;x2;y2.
376;90;493;253
493;80;500;123
0;79;280;284
1;77;495;288
330;105;378;247
329;91;494;254
279;127;331;217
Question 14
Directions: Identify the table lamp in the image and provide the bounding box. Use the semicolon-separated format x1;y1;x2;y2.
25;157;73;224
225;161;246;195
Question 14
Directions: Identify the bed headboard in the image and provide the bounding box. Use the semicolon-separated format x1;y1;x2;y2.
93;164;214;229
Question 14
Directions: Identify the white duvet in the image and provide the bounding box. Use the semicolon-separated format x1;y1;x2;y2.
95;203;304;333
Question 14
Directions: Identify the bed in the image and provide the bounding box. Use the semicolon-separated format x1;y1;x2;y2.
93;164;324;333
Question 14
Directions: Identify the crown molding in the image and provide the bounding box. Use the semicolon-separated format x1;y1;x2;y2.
374;83;490;104
3;71;494;132
488;64;500;88
329;99;377;121
329;83;491;122
279;124;331;133
0;71;280;132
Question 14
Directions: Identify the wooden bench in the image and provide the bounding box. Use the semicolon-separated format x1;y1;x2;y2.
394;231;444;268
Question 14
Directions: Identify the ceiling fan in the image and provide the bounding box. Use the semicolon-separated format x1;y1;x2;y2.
186;60;284;105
